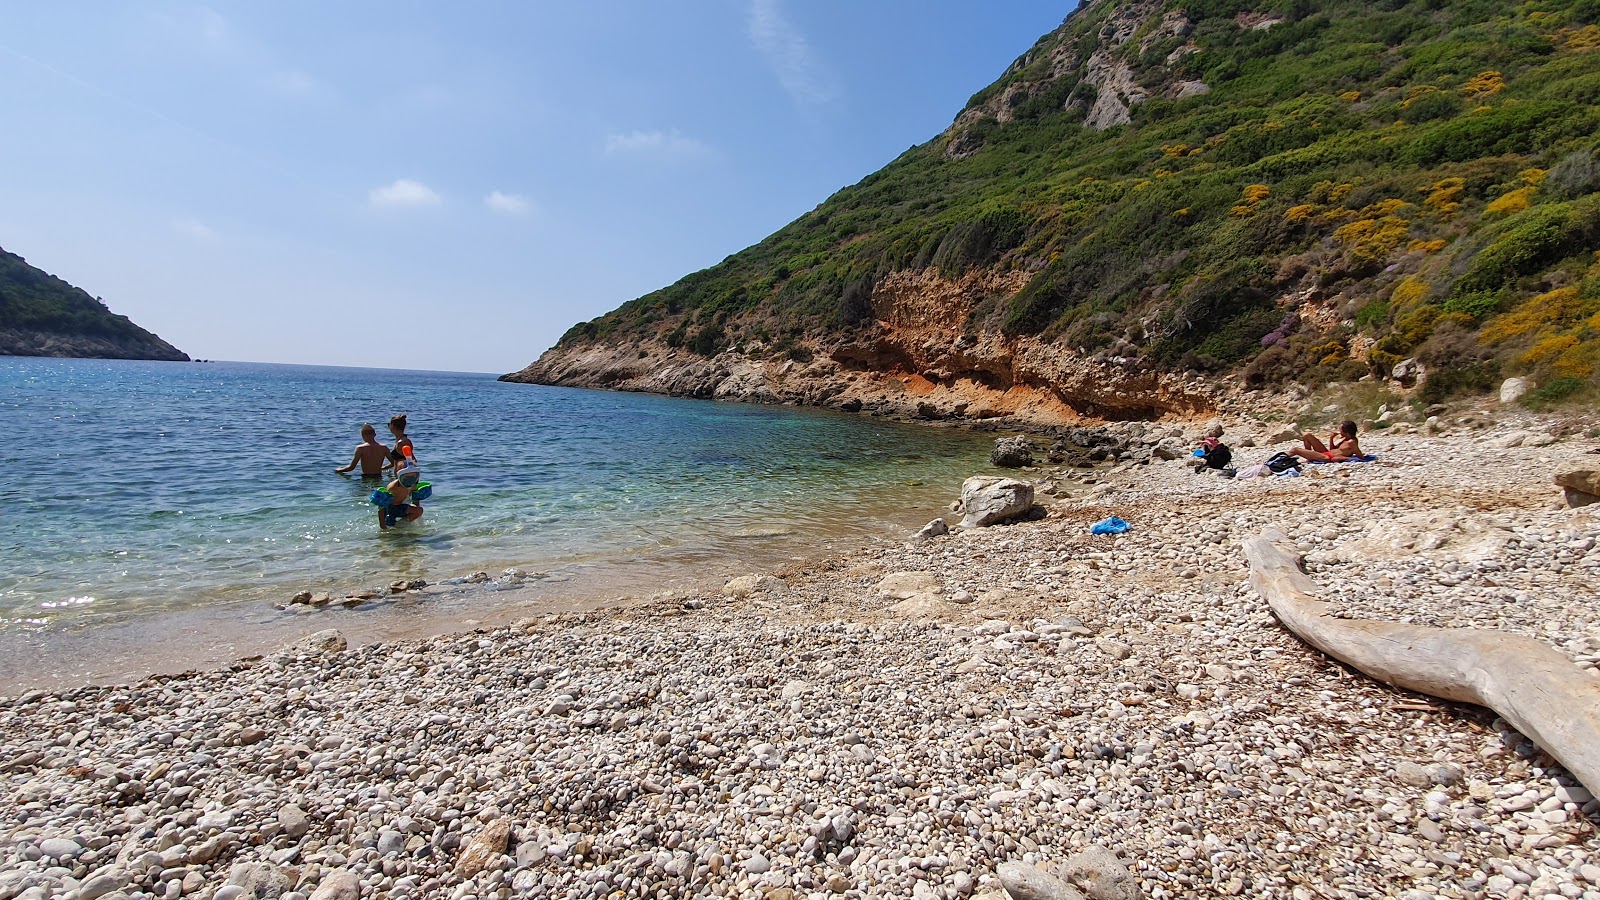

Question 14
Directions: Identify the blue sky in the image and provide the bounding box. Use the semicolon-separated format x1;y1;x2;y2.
0;2;1071;372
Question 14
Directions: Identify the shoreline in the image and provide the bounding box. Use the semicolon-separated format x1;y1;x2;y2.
2;412;1598;898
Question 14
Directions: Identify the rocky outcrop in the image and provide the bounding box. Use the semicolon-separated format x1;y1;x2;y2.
503;270;1215;426
0;328;188;361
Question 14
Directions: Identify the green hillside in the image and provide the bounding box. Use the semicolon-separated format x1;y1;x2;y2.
553;0;1600;406
0;247;187;361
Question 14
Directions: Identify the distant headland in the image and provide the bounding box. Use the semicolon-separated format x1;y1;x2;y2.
0;245;188;361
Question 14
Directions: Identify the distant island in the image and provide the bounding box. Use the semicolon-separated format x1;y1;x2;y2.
0;246;188;361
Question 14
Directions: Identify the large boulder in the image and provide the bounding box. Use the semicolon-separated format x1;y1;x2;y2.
1059;845;1142;900
958;477;1035;528
991;436;1034;468
1500;376;1535;404
1556;469;1600;508
998;862;1084;900
455;819;512;877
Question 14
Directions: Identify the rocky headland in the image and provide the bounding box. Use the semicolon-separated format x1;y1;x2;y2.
3;408;1597;900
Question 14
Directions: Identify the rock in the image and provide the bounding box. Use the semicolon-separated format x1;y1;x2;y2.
1499;376;1534;404
1488;431;1531;449
890;595;963;618
1095;639;1131;661
1416;819;1446;843
744;852;771;874
454;819;511;877
917;518;950;539
781;680;812;699
1556;469;1600;507
307;870;361;900
1266;426;1300;443
1392;357;1421;386
991;436;1034;468
271;629;347;659
1394;760;1433;787
1060;845;1142;900
723;574;785;598
876;572;942;599
38;838;82;860
227;861;291;899
377;829;406;855
277;804;310;839
1556;468;1600;495
998;861;1085;900
958;476;1035;528
77;870;130;900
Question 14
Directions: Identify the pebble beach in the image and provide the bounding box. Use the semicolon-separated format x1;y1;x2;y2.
2;413;1598;900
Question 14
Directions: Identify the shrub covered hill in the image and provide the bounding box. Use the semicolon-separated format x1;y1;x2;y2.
504;0;1600;422
0;247;187;361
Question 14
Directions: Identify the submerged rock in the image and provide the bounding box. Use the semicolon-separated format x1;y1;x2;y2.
991;436;1034;468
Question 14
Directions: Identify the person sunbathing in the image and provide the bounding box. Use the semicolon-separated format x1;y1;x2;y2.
1291;420;1363;463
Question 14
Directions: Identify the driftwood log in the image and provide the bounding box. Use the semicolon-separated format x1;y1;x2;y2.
1244;527;1600;798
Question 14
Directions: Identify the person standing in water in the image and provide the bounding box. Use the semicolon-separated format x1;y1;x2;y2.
387;414;415;472
335;423;391;477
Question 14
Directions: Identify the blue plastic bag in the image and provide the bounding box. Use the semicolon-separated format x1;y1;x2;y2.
1091;516;1131;535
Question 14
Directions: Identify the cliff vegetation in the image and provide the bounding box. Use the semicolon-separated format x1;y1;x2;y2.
511;0;1600;416
0;247;188;361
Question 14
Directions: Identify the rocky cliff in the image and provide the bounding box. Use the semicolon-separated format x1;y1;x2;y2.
0;247;188;362
507;0;1600;419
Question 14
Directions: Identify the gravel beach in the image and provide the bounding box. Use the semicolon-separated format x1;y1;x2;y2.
3;415;1598;900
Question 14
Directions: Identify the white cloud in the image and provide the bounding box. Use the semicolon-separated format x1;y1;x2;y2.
484;191;531;215
747;0;838;108
369;178;442;209
174;219;218;242
604;129;710;158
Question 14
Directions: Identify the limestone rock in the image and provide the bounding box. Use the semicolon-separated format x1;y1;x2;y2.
1060;845;1142;900
1499;376;1534;404
917;518;950;539
991;436;1034;468
455;819;512;877
876;572;942;599
723;574;785;598
277;803;310;839
308;870;361;900
226;861;291;899
271;629;347;660
999;861;1085;900
1557;469;1600;508
959;476;1035;528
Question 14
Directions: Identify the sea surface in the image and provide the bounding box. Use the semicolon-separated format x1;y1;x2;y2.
2;358;1000;686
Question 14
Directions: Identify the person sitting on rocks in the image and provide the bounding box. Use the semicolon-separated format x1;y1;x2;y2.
1291;420;1363;463
1192;425;1233;473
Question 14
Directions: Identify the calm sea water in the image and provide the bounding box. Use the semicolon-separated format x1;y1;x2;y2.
2;358;997;637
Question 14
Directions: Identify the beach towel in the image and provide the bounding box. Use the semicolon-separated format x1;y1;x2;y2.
1304;454;1378;464
1091;516;1131;535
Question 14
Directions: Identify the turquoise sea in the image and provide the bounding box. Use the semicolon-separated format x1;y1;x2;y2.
2;358;998;684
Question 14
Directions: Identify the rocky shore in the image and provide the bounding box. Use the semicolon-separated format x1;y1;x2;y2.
2;415;1598;900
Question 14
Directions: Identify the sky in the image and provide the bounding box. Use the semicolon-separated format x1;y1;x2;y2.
0;1;1073;373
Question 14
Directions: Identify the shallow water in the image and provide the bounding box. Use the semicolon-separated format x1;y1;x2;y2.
2;359;1000;683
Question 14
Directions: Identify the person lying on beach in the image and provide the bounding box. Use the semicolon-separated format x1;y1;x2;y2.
378;453;425;530
335;423;391;477
1290;420;1363;463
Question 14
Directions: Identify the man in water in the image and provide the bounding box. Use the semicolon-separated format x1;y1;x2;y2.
336;424;391;477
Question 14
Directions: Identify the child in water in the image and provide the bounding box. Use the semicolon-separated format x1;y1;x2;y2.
335;423;390;477
378;446;424;530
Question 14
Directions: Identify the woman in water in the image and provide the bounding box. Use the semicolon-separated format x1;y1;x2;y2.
387;413;416;471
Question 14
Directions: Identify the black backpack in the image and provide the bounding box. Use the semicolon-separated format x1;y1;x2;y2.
1264;451;1301;473
1203;443;1233;469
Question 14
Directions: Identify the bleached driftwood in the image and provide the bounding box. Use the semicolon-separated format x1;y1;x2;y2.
1244;526;1600;798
